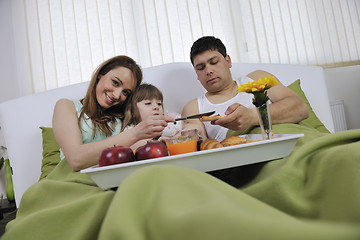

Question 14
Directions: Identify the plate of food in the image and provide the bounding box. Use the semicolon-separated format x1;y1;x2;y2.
81;133;304;189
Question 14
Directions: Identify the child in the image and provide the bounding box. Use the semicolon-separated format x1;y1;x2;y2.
122;83;182;150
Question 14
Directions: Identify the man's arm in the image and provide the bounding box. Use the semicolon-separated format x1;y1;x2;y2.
181;98;208;139
214;70;309;131
247;70;309;124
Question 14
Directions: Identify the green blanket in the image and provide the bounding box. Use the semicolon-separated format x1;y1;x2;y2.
3;124;360;240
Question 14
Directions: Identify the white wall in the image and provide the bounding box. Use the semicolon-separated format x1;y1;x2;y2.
324;65;360;130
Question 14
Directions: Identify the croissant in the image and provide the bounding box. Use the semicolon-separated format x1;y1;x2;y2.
200;136;261;151
200;138;223;150
220;136;247;147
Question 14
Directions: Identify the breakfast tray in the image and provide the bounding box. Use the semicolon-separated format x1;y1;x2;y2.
81;134;303;189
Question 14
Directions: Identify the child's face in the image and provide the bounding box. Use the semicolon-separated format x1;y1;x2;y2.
137;99;164;120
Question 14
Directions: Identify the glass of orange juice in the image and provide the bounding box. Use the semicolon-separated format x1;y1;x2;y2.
181;129;202;151
165;135;197;156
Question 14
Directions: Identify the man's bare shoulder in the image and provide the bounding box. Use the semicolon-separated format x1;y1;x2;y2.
246;70;275;80
182;98;199;116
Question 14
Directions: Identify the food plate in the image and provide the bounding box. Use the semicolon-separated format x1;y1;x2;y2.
81;134;303;189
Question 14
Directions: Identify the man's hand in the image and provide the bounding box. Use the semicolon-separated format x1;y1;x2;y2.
181;98;208;139
212;103;258;132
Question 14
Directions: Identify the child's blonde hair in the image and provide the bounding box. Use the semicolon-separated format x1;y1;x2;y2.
122;83;163;131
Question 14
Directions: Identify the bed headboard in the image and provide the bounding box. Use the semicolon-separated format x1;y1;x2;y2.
0;62;335;207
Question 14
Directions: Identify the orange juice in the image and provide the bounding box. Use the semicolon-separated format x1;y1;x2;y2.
166;139;197;155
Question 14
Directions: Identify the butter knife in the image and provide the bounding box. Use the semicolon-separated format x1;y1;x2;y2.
174;111;216;121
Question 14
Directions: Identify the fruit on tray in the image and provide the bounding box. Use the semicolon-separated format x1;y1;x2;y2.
135;140;169;161
99;145;135;167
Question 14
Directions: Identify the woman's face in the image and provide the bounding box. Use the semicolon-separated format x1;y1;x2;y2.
96;66;137;109
136;99;164;120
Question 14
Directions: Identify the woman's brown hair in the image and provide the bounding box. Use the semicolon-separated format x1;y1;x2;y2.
80;55;142;137
122;83;163;131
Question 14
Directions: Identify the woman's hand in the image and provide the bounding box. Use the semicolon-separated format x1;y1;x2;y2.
133;115;174;140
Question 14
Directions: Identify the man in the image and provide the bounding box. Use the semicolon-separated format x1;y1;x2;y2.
182;36;309;141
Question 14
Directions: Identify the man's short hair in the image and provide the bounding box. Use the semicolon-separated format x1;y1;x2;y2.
190;36;227;65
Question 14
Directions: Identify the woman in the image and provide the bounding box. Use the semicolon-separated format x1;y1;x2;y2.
52;55;173;171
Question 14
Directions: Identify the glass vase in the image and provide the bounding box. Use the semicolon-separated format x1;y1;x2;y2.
256;101;273;140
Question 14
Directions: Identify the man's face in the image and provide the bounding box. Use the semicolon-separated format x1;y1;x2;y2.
192;50;233;93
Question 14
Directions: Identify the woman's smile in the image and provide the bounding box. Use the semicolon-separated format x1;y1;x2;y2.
105;92;117;105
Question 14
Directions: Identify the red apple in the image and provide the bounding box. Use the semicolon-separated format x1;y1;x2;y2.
135;141;169;161
99;145;135;167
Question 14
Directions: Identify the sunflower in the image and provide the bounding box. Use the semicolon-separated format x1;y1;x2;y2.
237;75;279;107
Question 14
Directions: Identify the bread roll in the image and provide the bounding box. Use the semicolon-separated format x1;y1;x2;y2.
220;136;247;147
200;136;262;151
200;115;224;121
200;138;223;150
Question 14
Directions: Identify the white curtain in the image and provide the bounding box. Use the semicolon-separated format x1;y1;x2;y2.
11;0;360;95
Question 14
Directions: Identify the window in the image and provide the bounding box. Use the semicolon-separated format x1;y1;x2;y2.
11;0;360;95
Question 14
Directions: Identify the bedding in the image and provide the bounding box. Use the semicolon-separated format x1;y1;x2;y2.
2;123;360;240
287;79;330;133
39;127;60;180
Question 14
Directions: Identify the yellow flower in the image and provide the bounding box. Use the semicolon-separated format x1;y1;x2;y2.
237;75;278;93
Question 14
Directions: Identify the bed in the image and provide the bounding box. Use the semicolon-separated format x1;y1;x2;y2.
1;62;360;239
